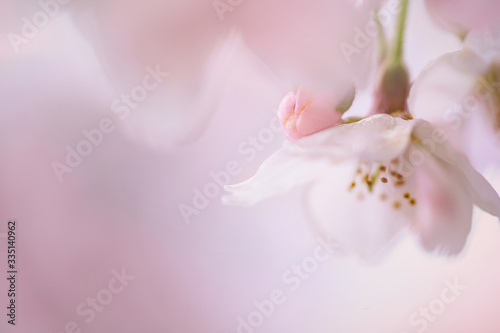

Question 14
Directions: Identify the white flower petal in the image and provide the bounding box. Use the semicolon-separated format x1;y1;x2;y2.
306;160;414;259
291;114;414;162
224;115;422;207
465;26;500;64
412;120;500;217
413;145;473;255
222;148;331;205
409;50;489;123
425;0;500;34
445;152;500;217
461;99;500;169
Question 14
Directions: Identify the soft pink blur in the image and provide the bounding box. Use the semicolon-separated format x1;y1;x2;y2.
426;0;500;34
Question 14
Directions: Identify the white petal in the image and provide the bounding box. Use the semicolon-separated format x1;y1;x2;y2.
461;98;500;169
409;49;489;123
291;114;414;162
465;26;500;64
412;120;500;217
409;50;500;168
224;114;417;206
425;0;500;34
306;160;414;260
446;152;500;217
232;0;380;90
222;147;331;205
412;144;473;255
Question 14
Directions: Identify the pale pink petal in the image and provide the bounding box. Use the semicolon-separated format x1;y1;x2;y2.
295;87;345;136
460;97;500;169
117;33;241;149
412;120;500;217
409;49;500;169
409;49;489;124
222;148;331;205
68;0;235;149
224;115;415;206
278;87;345;140
277;92;297;129
71;0;379;148
231;0;380;89
425;0;500;34
293;114;414;162
277;91;300;140
306;160;414;260
465;26;500;64
412;144;473;255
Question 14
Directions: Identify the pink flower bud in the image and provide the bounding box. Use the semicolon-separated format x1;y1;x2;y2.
277;87;346;140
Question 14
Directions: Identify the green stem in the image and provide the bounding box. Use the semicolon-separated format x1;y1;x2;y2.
392;0;409;65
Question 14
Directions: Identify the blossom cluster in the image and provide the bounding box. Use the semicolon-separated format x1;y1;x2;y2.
223;0;500;258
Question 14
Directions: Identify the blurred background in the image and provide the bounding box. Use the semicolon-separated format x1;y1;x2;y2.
1;0;500;332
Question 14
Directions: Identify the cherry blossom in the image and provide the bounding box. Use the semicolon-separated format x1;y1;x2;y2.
224;114;500;257
409;26;500;169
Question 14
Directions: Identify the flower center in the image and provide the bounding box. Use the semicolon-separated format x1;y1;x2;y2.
348;159;417;210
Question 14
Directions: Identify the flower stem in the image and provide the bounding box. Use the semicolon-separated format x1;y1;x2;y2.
392;0;409;65
372;0;411;115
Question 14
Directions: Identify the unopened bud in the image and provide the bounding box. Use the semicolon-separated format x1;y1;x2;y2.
373;63;410;114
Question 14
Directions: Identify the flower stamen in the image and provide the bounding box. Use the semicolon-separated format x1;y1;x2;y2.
348;160;417;208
